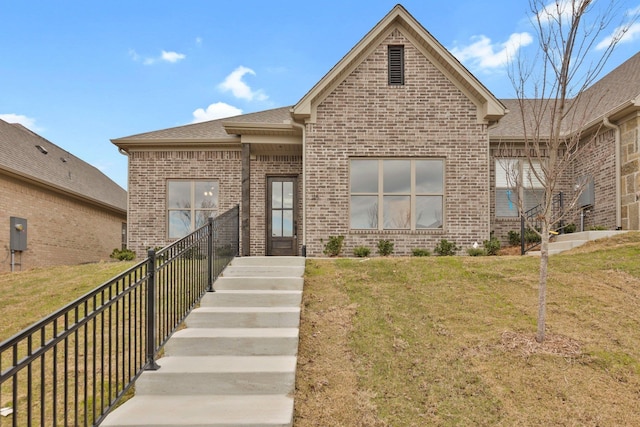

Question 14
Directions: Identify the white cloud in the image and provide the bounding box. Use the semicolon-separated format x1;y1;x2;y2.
191;102;243;123
218;66;268;101
596;20;640;50
129;49;186;65
451;32;533;71
195;37;203;46
536;0;575;25
161;50;186;63
0;113;38;130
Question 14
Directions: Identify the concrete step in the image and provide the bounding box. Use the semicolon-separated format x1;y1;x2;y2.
528;230;629;255
223;265;306;278
214;276;303;291
135;356;296;395
231;256;305;267
186;306;301;328
200;290;302;307
164;328;299;356
101;394;294;427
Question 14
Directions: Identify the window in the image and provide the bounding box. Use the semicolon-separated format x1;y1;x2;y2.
167;180;218;238
388;45;404;85
350;159;444;230
495;159;545;217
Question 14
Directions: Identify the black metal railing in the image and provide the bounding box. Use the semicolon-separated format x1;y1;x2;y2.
521;192;563;254
0;204;239;426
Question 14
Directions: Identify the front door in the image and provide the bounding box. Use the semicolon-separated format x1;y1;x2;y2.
267;176;297;256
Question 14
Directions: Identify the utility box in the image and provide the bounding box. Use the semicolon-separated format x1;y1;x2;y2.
577;176;595;208
10;217;27;251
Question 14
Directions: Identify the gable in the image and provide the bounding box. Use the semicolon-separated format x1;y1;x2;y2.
292;5;505;125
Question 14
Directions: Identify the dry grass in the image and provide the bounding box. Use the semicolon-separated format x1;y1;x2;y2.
295;233;640;426
0;261;136;341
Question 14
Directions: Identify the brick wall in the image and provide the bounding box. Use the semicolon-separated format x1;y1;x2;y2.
620;115;640;229
304;29;490;257
127;150;242;255
0;173;125;272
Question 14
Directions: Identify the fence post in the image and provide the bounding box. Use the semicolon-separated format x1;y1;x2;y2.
145;249;160;371
235;204;240;256
207;217;214;292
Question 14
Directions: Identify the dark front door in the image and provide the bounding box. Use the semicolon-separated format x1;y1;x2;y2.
267;176;297;256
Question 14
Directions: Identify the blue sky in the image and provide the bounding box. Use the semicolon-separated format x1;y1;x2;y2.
2;1;639;190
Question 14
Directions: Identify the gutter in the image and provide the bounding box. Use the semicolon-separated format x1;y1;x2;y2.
289;118;307;256
602;117;621;229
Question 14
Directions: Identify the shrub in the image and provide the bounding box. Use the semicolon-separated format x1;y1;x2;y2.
377;239;394;256
483;237;501;256
524;228;541;244
434;239;459;256
110;248;136;261
508;230;521;246
412;248;431;257
564;223;577;233
323;235;345;257
467;247;485;256
353;246;371;257
589;225;607;231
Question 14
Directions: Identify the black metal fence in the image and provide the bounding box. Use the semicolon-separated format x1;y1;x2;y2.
0;205;239;426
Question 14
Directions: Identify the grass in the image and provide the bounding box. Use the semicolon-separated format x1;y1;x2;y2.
0;260;136;342
295;232;640;426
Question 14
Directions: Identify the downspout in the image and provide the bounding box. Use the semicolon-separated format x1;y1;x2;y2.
290;119;307;256
602;117;621;229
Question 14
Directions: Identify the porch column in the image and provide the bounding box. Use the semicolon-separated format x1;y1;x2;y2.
241;143;251;256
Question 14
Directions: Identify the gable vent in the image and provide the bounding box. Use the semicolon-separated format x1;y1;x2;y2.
35;144;48;154
388;45;404;85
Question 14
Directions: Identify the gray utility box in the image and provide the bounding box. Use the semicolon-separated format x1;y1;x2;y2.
10;217;27;251
577;176;595;208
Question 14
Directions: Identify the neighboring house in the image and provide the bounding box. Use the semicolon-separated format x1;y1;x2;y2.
113;5;640;257
0;119;127;272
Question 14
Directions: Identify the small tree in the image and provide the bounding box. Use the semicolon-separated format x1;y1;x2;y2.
503;0;637;342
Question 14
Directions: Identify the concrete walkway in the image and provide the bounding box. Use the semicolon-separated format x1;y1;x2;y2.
527;230;627;255
102;256;305;427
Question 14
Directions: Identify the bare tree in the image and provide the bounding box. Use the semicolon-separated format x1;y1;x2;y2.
505;0;636;342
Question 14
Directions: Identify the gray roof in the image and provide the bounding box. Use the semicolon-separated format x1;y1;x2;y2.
112;107;293;142
491;51;640;139
0;119;127;212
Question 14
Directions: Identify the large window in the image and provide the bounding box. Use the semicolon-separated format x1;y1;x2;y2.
167;180;218;238
350;159;444;230
495;159;545;217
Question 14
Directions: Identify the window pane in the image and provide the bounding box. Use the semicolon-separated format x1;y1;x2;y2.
351;196;378;229
195;210;216;228
383;195;410;229
416;160;443;193
283;210;293;237
416;196;443;229
383;160;411;193
272;210;282;236
272;182;282;209
195;181;218;209
524;189;545;213
350;160;378;193
168;210;191;238
495;159;518;188
523;161;544;189
496;189;519;217
283;182;294;209
168;181;191;209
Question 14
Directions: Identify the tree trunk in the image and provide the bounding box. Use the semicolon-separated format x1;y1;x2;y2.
536;222;550;342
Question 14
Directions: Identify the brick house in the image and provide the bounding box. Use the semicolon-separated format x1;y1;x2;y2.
0;119;127;272
113;5;640;257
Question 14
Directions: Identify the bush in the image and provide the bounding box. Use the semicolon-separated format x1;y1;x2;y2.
564;223;577;233
323;235;345;257
434;239;459;256
508;230;521;246
589;225;607;230
467;247;485;256
377;239;394;256
353;246;371;257
483;237;501;256
524;228;541;244
412;248;431;257
110;248;136;261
